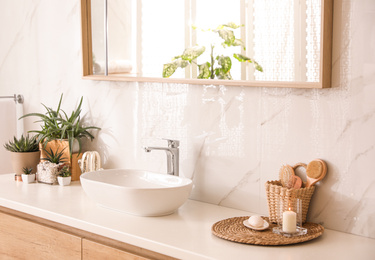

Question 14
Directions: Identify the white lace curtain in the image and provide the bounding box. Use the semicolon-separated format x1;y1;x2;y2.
252;0;321;82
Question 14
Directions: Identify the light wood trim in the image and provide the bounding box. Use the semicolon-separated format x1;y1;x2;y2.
320;0;333;88
0;211;81;259
80;0;333;89
82;74;322;89
83;239;149;260
81;0;93;76
0;206;178;260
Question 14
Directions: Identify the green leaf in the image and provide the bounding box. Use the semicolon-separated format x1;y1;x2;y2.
215;68;233;80
233;53;263;72
233;39;245;48
215;56;232;80
162;59;190;78
181;46;205;62
172;55;182;60
217;29;235;46
222;22;243;29
19;95;100;157
197;62;211;79
162;62;176;78
3;134;39;152
41;147;68;164
217;29;245;49
216;55;232;72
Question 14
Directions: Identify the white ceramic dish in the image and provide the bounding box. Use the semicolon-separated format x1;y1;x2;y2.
243;219;270;231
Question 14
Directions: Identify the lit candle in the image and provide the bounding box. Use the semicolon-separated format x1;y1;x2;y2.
282;210;297;233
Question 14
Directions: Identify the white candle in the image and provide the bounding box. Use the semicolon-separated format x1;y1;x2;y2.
282;210;297;233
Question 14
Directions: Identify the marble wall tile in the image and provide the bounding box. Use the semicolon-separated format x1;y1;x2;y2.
0;0;374;239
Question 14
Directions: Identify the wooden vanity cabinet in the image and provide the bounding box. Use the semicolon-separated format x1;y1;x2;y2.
0;207;177;260
0;211;81;259
82;239;149;260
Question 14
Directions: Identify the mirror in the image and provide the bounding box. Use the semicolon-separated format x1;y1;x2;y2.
81;0;332;88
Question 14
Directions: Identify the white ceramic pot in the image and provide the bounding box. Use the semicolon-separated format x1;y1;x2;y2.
21;174;36;183
57;176;71;186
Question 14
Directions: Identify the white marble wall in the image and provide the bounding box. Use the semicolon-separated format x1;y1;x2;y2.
0;0;374;239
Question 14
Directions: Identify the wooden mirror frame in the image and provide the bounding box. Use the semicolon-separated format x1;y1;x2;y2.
80;0;333;89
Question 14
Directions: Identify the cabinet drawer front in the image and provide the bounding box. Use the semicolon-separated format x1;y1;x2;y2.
0;212;81;259
83;239;150;260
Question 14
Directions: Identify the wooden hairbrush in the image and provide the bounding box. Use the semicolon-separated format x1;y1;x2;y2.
305;159;327;187
279;164;295;188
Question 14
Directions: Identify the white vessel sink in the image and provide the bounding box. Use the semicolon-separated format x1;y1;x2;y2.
80;169;193;217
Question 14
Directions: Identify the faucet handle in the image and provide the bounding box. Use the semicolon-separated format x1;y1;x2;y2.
163;138;180;148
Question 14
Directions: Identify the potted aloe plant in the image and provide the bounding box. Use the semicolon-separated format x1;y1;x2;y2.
57;165;71;186
3;134;40;181
20;94;101;159
37;147;68;184
21;167;36;183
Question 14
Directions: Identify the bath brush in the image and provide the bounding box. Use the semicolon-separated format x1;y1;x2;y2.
279;164;295;188
287;174;303;189
305;159;327;187
290;162;307;189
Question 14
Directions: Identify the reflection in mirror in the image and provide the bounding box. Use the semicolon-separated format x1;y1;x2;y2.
82;0;332;88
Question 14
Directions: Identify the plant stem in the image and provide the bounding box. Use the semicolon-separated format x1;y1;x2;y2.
210;44;215;79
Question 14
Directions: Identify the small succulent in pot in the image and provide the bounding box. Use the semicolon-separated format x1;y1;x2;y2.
58;165;72;186
37;147;68;185
22;167;33;175
59;165;71;178
21;167;36;183
4;134;40;180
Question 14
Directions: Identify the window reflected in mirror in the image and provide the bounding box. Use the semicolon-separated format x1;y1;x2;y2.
82;0;332;88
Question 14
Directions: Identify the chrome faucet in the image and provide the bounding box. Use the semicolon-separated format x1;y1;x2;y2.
144;139;180;176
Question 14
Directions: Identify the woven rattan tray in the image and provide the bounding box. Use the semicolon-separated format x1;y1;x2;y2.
212;216;324;246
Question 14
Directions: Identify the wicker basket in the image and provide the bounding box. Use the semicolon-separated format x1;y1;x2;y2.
265;180;315;223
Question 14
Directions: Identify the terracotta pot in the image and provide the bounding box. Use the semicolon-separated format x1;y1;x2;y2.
10;151;41;178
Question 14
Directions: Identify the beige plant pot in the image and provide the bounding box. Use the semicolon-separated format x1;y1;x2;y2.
10;151;41;179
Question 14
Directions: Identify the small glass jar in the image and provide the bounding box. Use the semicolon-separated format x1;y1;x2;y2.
273;197;307;237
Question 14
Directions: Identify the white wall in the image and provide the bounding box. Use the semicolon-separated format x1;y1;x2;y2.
0;0;374;239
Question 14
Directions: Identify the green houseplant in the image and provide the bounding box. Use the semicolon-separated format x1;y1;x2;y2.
3;134;40;181
20;94;101;158
57;165;72;186
163;22;263;80
21;167;35;183
4;134;39;152
37;147;68;184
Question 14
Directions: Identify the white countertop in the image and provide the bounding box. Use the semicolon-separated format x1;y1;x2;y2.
0;173;374;260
